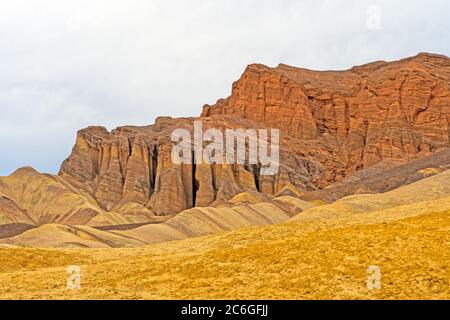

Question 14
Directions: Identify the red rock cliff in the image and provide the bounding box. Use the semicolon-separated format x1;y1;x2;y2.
202;53;450;180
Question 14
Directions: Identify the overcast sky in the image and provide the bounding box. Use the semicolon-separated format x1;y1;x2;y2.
0;0;449;175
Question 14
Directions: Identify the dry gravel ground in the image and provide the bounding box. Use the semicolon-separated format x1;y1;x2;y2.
0;209;448;299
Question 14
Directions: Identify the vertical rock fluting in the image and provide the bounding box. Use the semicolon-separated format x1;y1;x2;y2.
148;137;195;215
59;117;321;215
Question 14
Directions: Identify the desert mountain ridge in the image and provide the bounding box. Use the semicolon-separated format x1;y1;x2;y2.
1;52;449;247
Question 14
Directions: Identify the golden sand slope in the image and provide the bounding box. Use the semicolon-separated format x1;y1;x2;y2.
0;203;448;299
0;167;157;226
0;224;146;248
119;196;310;244
0;167;104;225
291;169;450;223
0;195;309;248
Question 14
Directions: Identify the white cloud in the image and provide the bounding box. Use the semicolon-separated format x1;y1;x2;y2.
0;0;449;175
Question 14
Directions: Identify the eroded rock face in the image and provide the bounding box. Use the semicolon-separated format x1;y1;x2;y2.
202;53;450;183
59;116;323;215
58;53;450;216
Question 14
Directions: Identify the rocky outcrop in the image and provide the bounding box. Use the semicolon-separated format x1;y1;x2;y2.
59;116;323;215
203;53;450;184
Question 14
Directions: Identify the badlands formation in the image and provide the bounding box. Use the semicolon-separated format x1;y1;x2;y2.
0;53;449;299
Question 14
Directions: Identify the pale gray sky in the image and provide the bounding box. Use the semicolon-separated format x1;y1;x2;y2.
1;0;449;175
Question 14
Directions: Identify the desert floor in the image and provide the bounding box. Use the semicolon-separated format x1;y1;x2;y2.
0;208;448;300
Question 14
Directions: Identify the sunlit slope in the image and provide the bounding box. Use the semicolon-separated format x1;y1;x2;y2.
0;191;33;225
0;167;105;225
0;167;158;228
0;195;309;247
0;207;448;299
119;195;310;244
0;224;146;248
292;168;450;223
